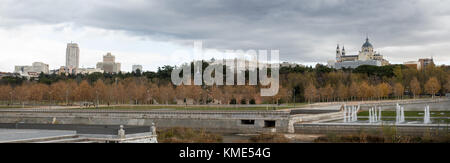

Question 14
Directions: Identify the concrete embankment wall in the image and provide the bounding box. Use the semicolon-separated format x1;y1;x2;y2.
288;112;344;133
0;110;291;133
295;123;450;136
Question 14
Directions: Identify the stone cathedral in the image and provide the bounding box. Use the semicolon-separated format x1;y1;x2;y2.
331;37;390;69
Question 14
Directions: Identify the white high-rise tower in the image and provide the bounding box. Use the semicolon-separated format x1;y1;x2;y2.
66;43;80;69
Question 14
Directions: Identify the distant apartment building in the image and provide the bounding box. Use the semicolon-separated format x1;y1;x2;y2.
96;52;121;73
55;66;76;76
55;67;103;75
419;58;434;69
403;61;421;70
76;68;104;74
132;65;143;73
14;62;49;78
403;58;434;70
66;43;80;69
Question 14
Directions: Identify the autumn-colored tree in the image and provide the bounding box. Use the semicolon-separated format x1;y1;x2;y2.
349;82;360;101
225;86;236;105
374;84;384;100
50;81;67;103
272;86;291;105
159;84;175;104
425;77;441;98
126;81;146;104
65;81;78;104
4;63;450;106
14;84;30;105
377;83;391;100
175;85;187;104
93;80;107;104
191;86;204;104
104;84;114;105
410;77;421;99
199;86;209;104
113;82;126;104
318;87;326;102
358;81;371;100
210;86;224;104
146;83;159;104
304;82;317;103
0;85;13;104
240;86;258;104
28;83;48;105
74;80;93;102
319;84;334;102
393;83;404;99
445;75;450;93
336;83;348;101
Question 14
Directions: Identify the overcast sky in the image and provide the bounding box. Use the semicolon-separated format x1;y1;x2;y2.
1;0;450;72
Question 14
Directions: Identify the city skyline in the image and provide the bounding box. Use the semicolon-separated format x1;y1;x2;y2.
1;0;450;72
0;0;449;146
2;38;442;74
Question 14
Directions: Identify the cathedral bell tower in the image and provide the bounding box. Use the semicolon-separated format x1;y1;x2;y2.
342;46;346;55
336;44;341;62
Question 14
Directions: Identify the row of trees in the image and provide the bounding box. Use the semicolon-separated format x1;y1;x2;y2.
0;78;292;105
282;64;449;103
1;62;449;105
303;77;442;103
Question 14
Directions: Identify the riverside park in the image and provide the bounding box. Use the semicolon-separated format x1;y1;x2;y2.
0;97;448;143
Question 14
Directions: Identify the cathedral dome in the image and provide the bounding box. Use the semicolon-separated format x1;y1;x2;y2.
362;37;373;48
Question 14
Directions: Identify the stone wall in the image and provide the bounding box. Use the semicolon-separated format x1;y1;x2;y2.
0;110;291;133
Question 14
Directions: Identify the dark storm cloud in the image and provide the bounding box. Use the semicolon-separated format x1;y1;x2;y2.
1;0;449;63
